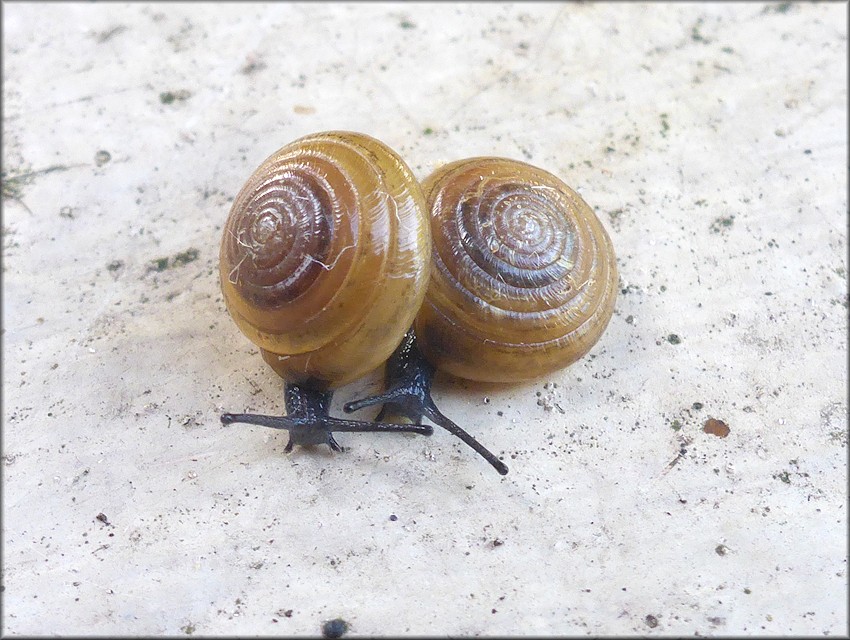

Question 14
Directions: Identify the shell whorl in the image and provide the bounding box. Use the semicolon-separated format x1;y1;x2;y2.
220;131;431;387
415;157;618;382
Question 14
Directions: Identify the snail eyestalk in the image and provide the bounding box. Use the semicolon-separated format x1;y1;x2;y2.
222;382;432;453
344;331;509;476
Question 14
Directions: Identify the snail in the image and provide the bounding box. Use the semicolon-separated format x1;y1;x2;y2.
418;157;618;381
218;132;508;469
218;131;435;452
344;157;617;471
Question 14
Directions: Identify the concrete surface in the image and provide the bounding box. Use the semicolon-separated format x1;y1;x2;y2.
2;2;847;636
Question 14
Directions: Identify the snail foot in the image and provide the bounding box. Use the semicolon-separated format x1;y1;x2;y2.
344;331;509;476
222;382;432;453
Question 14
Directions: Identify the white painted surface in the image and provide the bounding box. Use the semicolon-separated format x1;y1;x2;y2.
2;2;847;636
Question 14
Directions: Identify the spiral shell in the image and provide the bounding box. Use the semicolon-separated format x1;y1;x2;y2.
414;157;617;383
219;131;431;387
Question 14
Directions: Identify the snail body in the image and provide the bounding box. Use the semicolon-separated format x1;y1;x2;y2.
414;157;618;383
220;131;431;387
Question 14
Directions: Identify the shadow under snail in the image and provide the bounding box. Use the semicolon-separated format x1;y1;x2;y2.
219;132;617;476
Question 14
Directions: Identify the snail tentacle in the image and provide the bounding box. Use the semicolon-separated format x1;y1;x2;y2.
345;331;509;476
343;388;407;414
222;383;432;454
419;401;508;476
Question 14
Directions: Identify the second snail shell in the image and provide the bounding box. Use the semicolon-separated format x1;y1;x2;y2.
414;157;618;383
219;131;431;387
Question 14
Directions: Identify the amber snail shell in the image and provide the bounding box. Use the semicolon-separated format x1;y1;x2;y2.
414;157;618;383
219;131;431;388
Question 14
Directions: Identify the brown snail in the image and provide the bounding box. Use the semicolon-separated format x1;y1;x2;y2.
344;158;617;472
218;131;435;451
419;157;618;381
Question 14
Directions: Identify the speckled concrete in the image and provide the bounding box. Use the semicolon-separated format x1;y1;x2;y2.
2;2;847;636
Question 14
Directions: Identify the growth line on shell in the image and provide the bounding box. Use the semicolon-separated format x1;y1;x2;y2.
228;252;248;285
230;227;252;250
227;228;260;284
392;198;401;227
530;185;560;194
306;243;356;272
567;274;593;292
365;189;402;229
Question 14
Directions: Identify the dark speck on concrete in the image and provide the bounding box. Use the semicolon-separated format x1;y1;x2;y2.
322;618;349;638
710;215;735;233
775;470;791;484
173;248;199;266
241;58;267;75
95;25;127;43
763;2;794;14
691;23;709;43
160;90;191;105
660;113;670;137
150;248;200;272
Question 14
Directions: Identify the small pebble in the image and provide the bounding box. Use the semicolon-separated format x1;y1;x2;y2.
322;618;349;639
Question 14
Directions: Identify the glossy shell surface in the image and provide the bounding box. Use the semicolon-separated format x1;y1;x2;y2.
415;157;618;382
220;131;431;387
